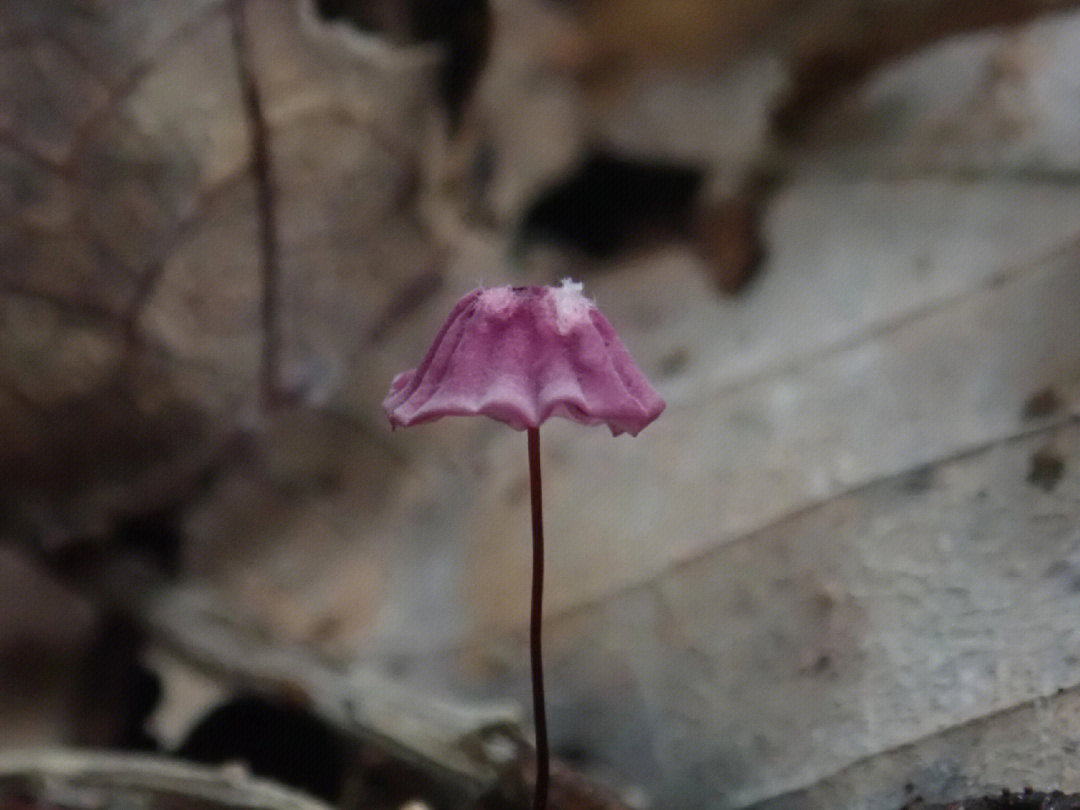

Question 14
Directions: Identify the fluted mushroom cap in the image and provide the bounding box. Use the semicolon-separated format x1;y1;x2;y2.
383;280;665;436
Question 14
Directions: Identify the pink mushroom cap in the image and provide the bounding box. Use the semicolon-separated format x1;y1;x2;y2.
383;280;665;436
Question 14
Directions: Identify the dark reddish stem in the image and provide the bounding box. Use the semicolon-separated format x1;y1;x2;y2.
527;427;549;810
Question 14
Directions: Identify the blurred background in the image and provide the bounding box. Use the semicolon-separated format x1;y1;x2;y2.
1;1;1079;809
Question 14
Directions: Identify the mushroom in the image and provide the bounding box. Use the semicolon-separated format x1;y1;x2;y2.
384;279;664;810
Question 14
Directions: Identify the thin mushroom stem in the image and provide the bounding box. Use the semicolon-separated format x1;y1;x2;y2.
527;426;549;810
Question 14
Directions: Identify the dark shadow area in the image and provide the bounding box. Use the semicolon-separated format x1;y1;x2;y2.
176;694;350;804
175;694;464;809
71;613;161;752
313;0;491;130
516;148;706;261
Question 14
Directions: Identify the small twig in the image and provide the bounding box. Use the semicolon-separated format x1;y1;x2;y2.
228;0;282;410
0;749;334;810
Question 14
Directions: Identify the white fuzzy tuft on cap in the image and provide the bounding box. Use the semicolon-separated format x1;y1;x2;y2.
551;278;591;333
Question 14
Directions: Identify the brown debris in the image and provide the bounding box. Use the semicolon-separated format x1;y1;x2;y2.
901;788;1080;810
692;195;766;296
1026;447;1065;492
773;0;1080;139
